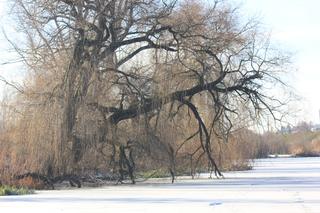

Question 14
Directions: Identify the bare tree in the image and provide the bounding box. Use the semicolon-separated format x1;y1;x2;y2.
2;0;291;184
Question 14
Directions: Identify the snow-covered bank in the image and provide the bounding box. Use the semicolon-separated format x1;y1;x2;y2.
267;154;293;158
1;157;320;213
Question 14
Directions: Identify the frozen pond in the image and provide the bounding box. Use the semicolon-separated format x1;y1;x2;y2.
1;157;320;213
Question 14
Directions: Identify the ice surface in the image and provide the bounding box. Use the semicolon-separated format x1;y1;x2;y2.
1;157;320;213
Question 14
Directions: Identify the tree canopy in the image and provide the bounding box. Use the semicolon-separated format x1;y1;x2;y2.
0;0;291;185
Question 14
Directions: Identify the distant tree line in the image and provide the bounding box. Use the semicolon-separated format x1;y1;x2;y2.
256;124;320;158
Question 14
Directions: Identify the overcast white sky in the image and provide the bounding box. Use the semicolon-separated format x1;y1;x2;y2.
0;0;320;124
240;0;320;124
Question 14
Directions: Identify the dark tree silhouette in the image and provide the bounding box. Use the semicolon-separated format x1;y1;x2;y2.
7;0;290;183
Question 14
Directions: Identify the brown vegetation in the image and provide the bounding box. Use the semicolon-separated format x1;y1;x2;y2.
256;128;320;158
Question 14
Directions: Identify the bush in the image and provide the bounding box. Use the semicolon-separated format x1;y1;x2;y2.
0;186;33;196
